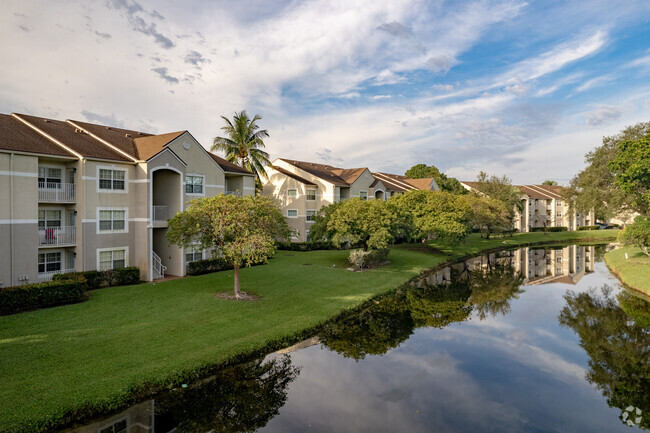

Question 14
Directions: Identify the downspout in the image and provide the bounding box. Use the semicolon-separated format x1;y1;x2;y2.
10;152;14;286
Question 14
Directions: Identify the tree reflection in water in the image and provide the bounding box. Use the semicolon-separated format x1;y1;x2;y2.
320;259;524;360
154;356;299;433
559;286;650;430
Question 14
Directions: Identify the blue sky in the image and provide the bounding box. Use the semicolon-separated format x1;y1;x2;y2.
1;0;649;184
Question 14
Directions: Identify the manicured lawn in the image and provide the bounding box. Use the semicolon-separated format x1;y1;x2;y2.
0;230;619;432
605;246;650;296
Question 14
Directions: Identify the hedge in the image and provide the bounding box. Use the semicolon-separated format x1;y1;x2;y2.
53;267;141;290
578;225;600;231
530;226;568;232
186;258;267;276
276;241;339;251
0;280;86;315
348;248;390;269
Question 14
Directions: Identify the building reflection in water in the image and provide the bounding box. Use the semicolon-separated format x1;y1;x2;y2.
420;245;595;288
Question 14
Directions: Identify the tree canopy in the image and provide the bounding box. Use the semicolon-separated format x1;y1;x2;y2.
461;194;513;239
326;198;408;251
566;121;650;220
609;134;650;216
211;111;272;182
542;180;558;185
166;194;291;298
618;215;650;257
405;163;466;194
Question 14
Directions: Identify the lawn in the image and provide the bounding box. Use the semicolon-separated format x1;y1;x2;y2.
605;246;650;296
0;230;619;432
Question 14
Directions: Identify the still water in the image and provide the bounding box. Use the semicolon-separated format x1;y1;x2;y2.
66;245;649;433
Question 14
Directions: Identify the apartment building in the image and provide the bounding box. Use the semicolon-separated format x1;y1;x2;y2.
262;158;439;241
0;113;255;286
460;182;595;232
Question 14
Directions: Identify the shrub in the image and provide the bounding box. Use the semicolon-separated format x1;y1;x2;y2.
276;241;338;251
618;215;650;257
187;257;232;276
52;268;140;289
348;248;390;269
0;280;86;315
578;225;600;231
530;226;568;232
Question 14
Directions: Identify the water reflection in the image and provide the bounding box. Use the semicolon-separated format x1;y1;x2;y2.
560;286;650;429
61;245;649;433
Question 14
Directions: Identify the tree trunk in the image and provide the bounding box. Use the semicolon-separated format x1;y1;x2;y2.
233;264;241;299
363;240;368;252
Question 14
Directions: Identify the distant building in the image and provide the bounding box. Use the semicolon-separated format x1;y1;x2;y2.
0;112;255;286
460;181;595;232
263;159;439;241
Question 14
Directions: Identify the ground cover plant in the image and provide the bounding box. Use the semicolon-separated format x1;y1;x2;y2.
0;230;619;432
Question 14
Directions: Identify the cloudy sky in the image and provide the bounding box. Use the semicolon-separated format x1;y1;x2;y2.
2;0;649;184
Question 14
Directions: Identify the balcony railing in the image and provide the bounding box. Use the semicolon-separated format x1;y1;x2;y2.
225;190;242;197
153;205;168;221
38;226;76;246
38;182;75;202
38;268;75;282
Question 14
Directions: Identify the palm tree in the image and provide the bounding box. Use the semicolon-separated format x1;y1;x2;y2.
211;111;271;182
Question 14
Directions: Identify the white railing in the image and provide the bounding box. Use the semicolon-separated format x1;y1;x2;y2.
153;205;168;221
38;182;75;202
38;268;75;282
38;226;76;246
152;251;167;280
226;190;242;197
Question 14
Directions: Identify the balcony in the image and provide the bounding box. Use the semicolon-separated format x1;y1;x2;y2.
153;205;168;228
38;182;75;203
38;226;76;247
38;268;75;282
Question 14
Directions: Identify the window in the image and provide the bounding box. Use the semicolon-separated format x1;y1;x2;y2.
306;189;316;201
99;419;127;433
99;210;126;232
38;252;61;273
306;210;316;222
38;210;61;228
556;211;562;217
287;189;297;198
99;169;125;191
359;191;368;201
38;167;62;187
556;257;562;263
306;230;311;242
98;249;126;271
557;200;562;206
185;175;204;194
185;245;203;263
287;209;298;218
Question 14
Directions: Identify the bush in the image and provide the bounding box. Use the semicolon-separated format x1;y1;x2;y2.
618;215;650;257
577;225;600;231
276;241;338;251
187;257;232;276
0;280;86;315
348;248;390;269
530;226;568;232
53;268;141;289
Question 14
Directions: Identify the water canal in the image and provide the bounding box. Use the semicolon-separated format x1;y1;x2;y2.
64;244;649;433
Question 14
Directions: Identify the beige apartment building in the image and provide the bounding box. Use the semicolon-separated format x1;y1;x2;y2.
0;113;254;287
460;182;595;232
262;158;439;241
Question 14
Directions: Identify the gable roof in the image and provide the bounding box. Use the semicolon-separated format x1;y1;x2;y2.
271;165;318;186
209;153;254;175
0;114;76;158
406;177;437;190
331;167;367;184
373;172;421;192
460;181;566;200
278;159;350;186
132;131;186;160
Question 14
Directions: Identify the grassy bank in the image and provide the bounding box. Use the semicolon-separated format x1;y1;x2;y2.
605;246;650;296
0;230;618;432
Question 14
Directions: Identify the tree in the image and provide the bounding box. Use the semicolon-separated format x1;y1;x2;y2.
166;195;291;299
618;215;650;257
405;163;466;194
326;198;407;251
462;194;513;239
566;121;650;220
307;201;343;242
211;111;272;183
542;180;558;185
609;134;650;216
472;172;523;227
392;190;471;245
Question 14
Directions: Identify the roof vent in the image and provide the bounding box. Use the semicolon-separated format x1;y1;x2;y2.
44;119;51;123
125;133;132;138
106;126;111;130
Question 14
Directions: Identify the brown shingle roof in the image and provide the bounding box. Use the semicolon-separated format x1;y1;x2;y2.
0;114;76;157
405;177;437;190
14;114;132;162
461;181;565;200
209;153;254;175
373;172;421;192
271;166;317;185
278;159;349;186
68;119;153;160
133;131;186;160
331;167;367;184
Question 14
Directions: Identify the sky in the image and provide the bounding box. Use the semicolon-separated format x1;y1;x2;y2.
1;0;650;185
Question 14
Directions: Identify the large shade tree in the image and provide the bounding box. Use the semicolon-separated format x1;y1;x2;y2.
211;111;272;182
405;163;466;194
166;194;291;299
609;134;650;216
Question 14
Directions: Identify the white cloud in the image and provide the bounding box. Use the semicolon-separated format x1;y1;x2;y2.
585;105;622;126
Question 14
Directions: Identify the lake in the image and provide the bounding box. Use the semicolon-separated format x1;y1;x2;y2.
65;244;649;433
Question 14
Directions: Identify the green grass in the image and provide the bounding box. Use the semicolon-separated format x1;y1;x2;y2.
605;246;650;296
0;230;619;432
